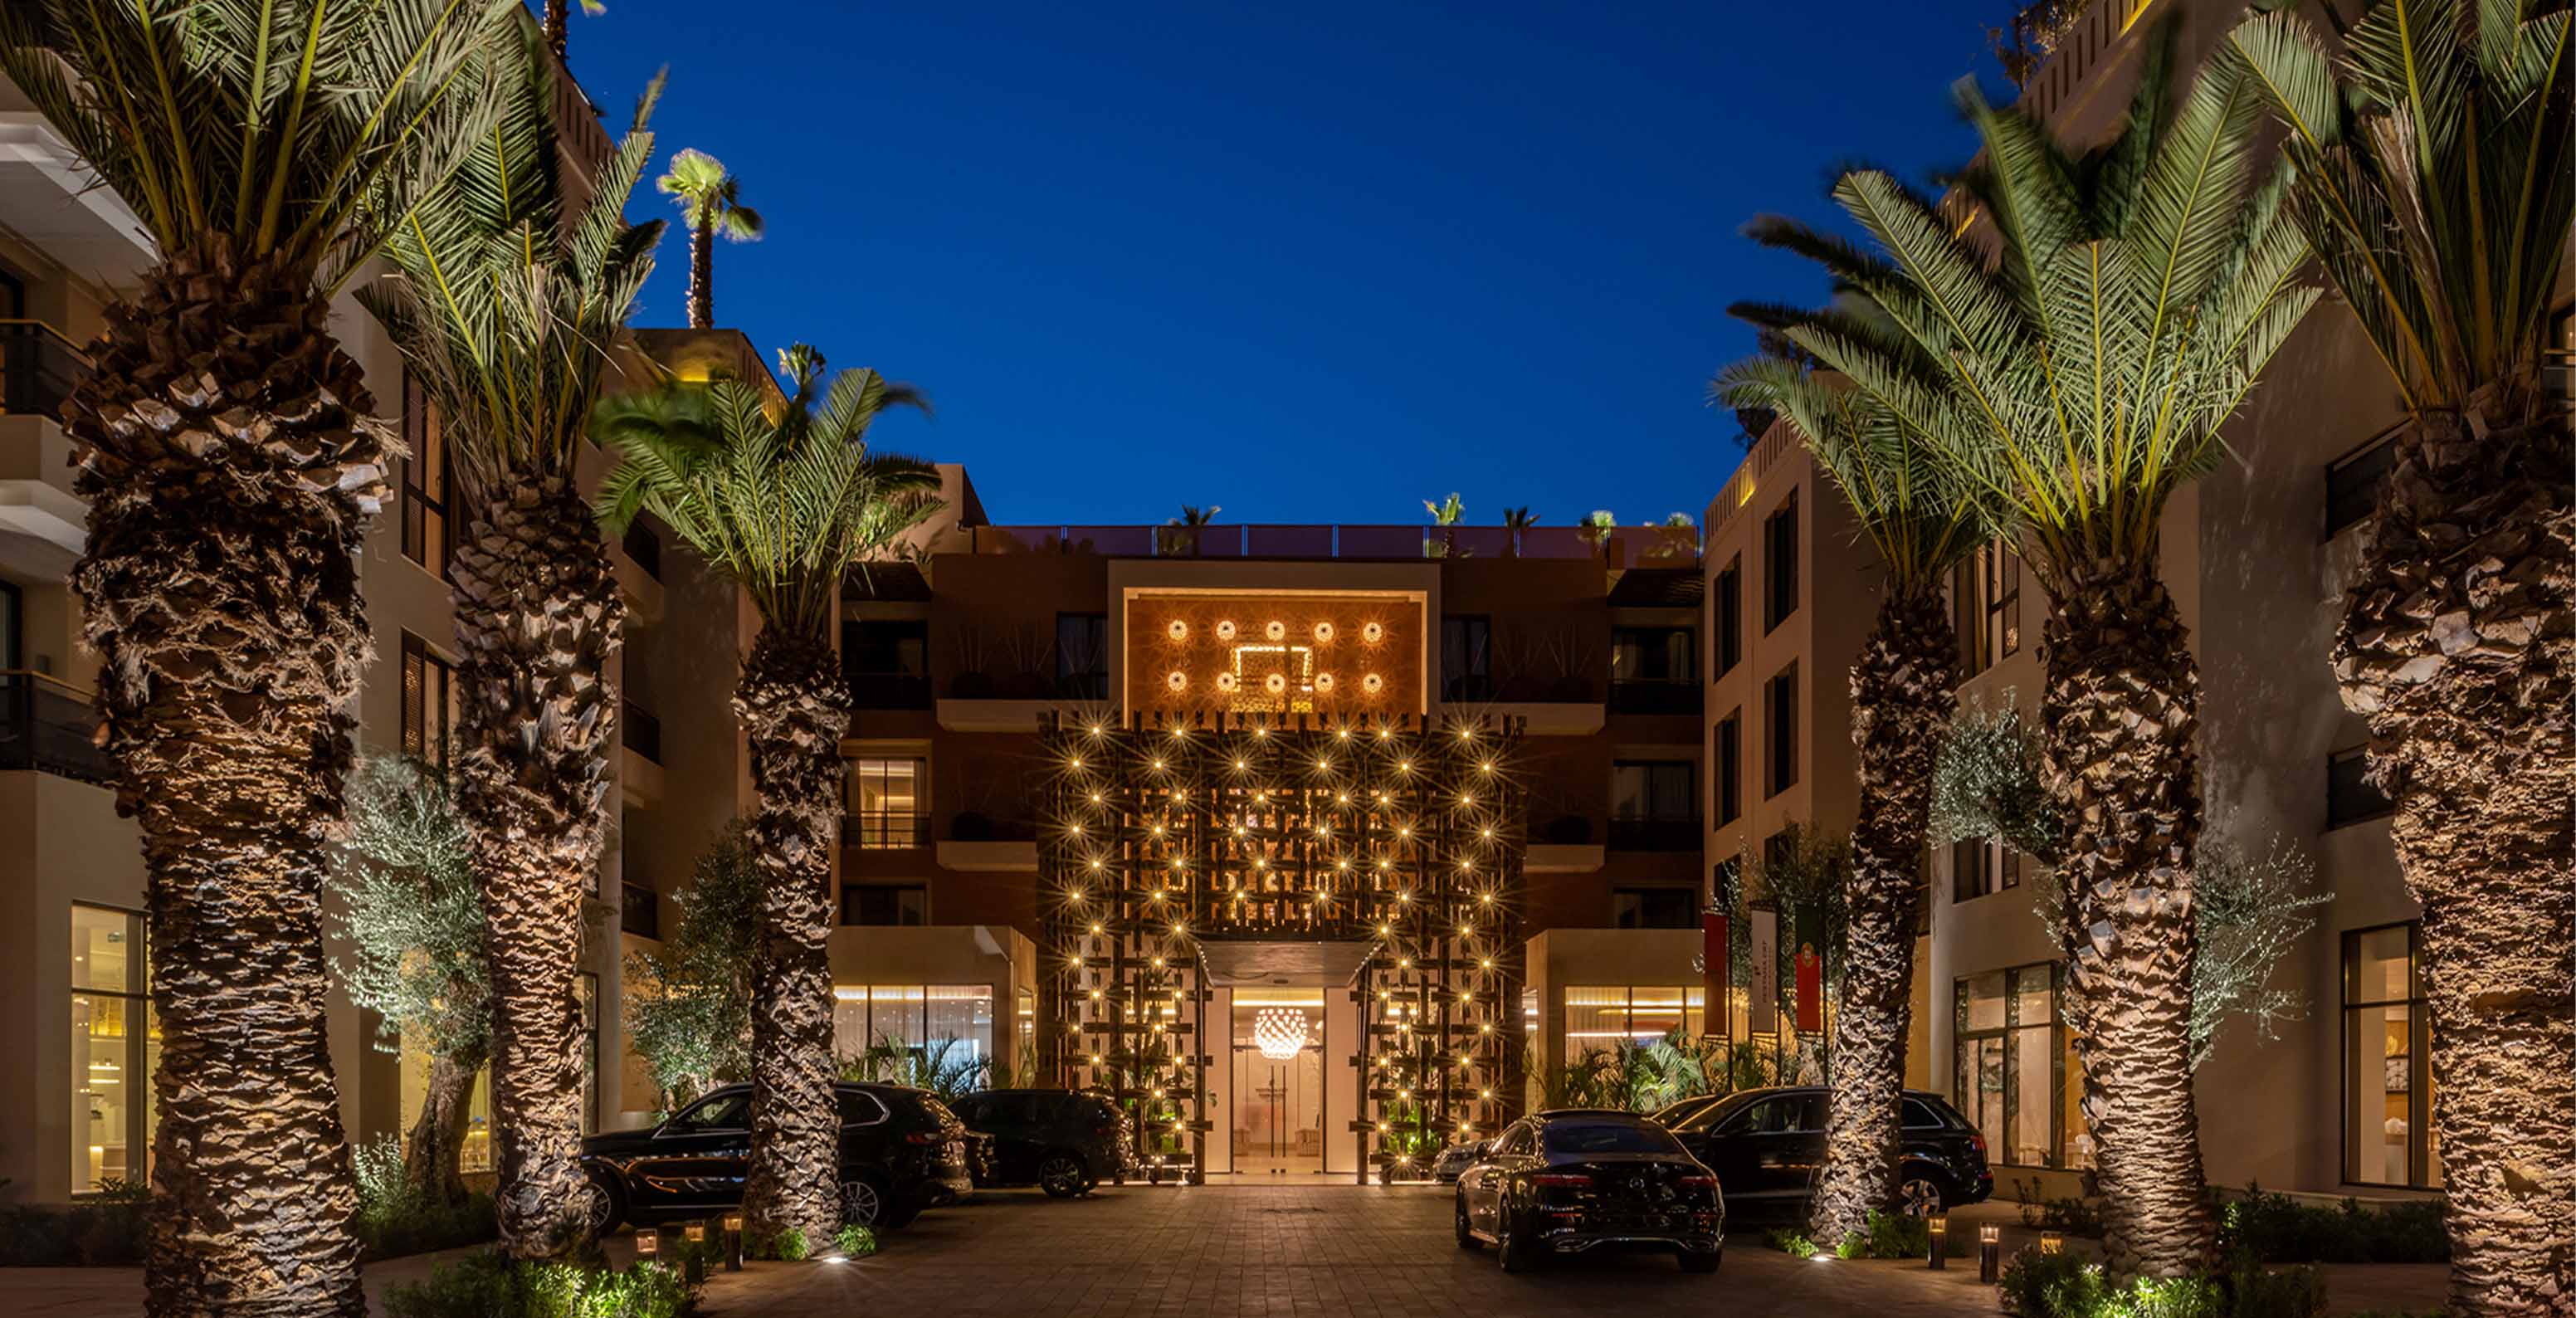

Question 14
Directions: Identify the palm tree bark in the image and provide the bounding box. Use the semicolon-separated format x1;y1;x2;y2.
451;478;625;1258
2334;410;2574;1318
63;235;379;1318
2041;555;2213;1279
402;1043;488;1205
541;0;568;61
685;217;714;330
1811;584;1954;1245
734;629;851;1245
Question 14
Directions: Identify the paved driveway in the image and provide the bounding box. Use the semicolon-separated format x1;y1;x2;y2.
689;1183;2009;1317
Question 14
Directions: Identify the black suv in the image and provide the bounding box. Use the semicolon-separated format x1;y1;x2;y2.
1664;1086;1992;1220
947;1088;1139;1197
581;1081;974;1233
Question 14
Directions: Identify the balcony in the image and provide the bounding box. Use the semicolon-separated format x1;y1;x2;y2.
0;671;116;786
0;321;94;553
2;320;89;417
843;811;930;850
621;700;661;764
1607;817;1703;853
961;521;1699;566
847;671;933;710
1608;679;1702;715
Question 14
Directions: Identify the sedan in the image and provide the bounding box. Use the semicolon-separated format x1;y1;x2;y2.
1431;1138;1491;1184
1455;1109;1724;1273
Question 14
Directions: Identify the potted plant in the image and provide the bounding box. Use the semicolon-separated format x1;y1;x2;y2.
1158;504;1220;556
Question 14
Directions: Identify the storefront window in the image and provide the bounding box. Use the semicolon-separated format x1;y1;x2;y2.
1954;963;2069;1169
1561;984;1706;1064
2344;923;2438;1188
832;984;995;1066
71;905;154;1194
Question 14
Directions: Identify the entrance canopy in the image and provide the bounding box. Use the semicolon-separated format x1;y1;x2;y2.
1198;940;1375;988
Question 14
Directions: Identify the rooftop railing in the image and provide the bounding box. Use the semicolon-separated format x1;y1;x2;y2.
0;320;93;420
962;522;1700;565
0;671;116;786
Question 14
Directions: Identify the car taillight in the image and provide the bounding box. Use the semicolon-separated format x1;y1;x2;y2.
1093;1121;1119;1137
1970;1130;1988;1158
904;1130;944;1145
1530;1173;1591;1188
1676;1174;1718;1190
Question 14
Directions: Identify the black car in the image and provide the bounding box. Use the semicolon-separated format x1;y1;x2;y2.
1454;1110;1725;1274
1646;1093;1730;1130
946;1088;1139;1197
581;1081;974;1233
1663;1086;1992;1220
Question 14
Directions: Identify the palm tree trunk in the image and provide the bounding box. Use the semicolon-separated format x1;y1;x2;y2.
734;629;852;1246
541;0;568;61
2040;554;2213;1279
2333;410;2574;1318
62;235;379;1318
402;1042;488;1205
1810;584;1954;1245
687;217;714;330
451;478;625;1259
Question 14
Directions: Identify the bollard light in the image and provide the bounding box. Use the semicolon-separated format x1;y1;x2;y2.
683;1221;707;1284
1978;1223;2002;1282
636;1227;661;1262
2040;1230;2064;1257
723;1213;744;1272
1926;1213;1948;1270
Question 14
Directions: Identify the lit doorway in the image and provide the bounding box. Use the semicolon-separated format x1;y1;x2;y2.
1231;988;1324;1174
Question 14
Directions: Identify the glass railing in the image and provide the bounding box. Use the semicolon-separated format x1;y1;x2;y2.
0;320;93;419
0;671;116;785
964;521;1700;563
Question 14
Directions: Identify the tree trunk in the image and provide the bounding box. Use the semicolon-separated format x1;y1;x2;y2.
2040;554;2213;1279
541;0;568;61
1810;583;1954;1245
402;1042;487;1206
61;234;381;1318
733;629;851;1246
451;479;625;1258
686;217;714;330
2332;408;2574;1317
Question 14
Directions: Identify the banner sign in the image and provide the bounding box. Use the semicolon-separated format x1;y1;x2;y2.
1702;910;1730;1040
1747;906;1778;1037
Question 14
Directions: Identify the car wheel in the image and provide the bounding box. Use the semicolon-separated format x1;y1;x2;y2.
1038;1154;1090;1198
582;1169;624;1237
842;1175;895;1228
1896;1173;1947;1217
1678;1247;1721;1274
1454;1196;1481;1251
1496;1203;1539;1274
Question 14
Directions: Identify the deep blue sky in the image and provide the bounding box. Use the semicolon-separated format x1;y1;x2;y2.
554;2;2009;529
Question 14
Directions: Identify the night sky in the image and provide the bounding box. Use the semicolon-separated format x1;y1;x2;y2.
554;2;2014;529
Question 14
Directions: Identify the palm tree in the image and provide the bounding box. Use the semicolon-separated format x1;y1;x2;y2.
657;148;764;330
356;31;665;1260
0;1;507;1311
2230;6;2573;1311
596;345;941;1246
1738;28;2317;1277
1423;491;1464;557
539;0;604;63
1714;317;1985;1247
1500;505;1539;556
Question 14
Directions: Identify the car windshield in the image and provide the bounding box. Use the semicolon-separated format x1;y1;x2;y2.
1543;1120;1683;1155
669;1094;749;1131
1671;1093;1761;1134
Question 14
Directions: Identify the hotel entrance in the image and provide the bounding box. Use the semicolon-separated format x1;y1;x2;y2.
1228;988;1325;1174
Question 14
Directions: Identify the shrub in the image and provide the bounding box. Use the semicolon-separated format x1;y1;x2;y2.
2000;1245;2091;1316
831;1224;876;1258
2013;1177;2110;1237
349;1135;499;1261
0;1179;149;1267
2002;1249;2327;1318
2220;1185;2447;1264
1764;1227;1819;1258
754;1228;809;1262
381;1252;696;1318
1835;1208;1932;1259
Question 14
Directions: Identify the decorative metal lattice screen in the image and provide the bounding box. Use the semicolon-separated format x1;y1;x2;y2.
1038;710;1526;1183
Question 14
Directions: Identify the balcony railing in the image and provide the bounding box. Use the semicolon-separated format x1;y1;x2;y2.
964;521;1699;565
847;671;933;710
1;321;93;419
621;700;661;764
1607;817;1704;853
1608;680;1704;715
844;811;930;849
0;671;116;785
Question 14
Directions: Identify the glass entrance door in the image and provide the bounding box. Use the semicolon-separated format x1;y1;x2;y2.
1231;989;1325;1174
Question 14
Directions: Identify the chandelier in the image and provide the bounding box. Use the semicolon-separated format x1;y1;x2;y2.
1252;1008;1311;1060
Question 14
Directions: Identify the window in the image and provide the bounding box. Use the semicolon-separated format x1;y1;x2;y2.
71;904;153;1194
847;758;927;847
1721;1093;1821;1134
832;984;994;1064
1711;854;1742;909
621;700;661;764
1714;713;1741;826
1954;963;2069;1169
843;619;929;708
2326;746;2393;828
1953;540;2023;678
400;633;459;769
1612;887;1698;930
671;1092;749;1131
619;882;657;939
2548;303;2574;400
2325;432;2399;538
1055;613;1108;699
842;883;928;926
398;371;448;575
1611;627;1693;684
1712;557;1742;678
1764;662;1798;797
1762;493;1798;632
1441;615;1492;701
621;520;661;581
1563;984;1707;1060
2344;923;2439;1188
1610;760;1697;850
1951;837;2018;901
1;578;20;670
